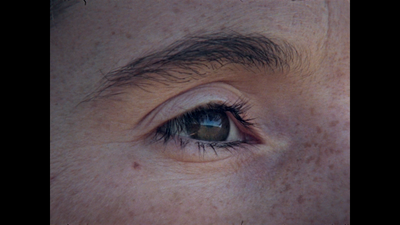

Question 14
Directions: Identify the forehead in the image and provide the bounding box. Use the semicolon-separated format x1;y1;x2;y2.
52;0;329;52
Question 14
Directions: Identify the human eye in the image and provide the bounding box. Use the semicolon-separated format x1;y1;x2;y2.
150;98;261;162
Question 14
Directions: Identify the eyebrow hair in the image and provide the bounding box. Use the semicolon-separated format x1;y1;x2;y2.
84;32;302;102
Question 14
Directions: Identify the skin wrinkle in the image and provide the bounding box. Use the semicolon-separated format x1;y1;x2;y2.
51;1;349;224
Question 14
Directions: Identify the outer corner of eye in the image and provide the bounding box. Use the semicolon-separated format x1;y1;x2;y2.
226;113;262;145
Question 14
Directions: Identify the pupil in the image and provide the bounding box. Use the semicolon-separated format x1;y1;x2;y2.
186;110;230;141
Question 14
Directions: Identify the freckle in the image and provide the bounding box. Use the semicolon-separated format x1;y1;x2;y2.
323;131;329;140
329;120;339;127
50;175;56;184
284;183;291;192
315;154;321;166
111;31;115;35
172;191;181;202
303;142;311;148
172;7;181;14
125;33;132;39
313;177;321;182
328;164;335;170
297;195;305;204
162;27;169;33
132;162;140;170
183;27;189;33
310;107;315;116
329;148;342;155
316;126;322;134
305;156;314;164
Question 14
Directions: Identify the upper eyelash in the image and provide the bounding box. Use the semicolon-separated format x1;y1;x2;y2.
152;98;255;153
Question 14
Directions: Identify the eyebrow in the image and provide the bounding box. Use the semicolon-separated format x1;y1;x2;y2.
85;32;302;102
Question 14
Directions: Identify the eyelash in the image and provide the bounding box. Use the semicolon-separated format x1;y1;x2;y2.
152;98;256;155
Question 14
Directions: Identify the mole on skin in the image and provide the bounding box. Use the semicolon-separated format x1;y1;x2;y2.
133;162;140;170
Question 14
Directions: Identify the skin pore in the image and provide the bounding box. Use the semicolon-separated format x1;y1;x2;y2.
50;0;349;224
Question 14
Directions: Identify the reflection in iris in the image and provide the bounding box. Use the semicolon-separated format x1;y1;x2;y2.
186;110;230;141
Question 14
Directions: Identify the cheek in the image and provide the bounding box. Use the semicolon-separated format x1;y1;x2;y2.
120;156;266;224
232;78;350;222
226;121;349;223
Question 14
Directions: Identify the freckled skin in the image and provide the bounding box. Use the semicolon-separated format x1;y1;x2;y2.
50;0;349;224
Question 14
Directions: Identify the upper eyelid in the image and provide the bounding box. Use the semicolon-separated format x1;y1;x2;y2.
131;82;247;132
164;100;252;131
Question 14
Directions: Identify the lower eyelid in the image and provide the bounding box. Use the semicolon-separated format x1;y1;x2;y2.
152;127;262;163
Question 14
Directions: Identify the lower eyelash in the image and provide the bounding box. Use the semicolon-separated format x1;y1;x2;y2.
156;134;252;157
188;138;249;156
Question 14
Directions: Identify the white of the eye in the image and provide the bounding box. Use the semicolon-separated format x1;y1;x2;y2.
225;115;242;142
